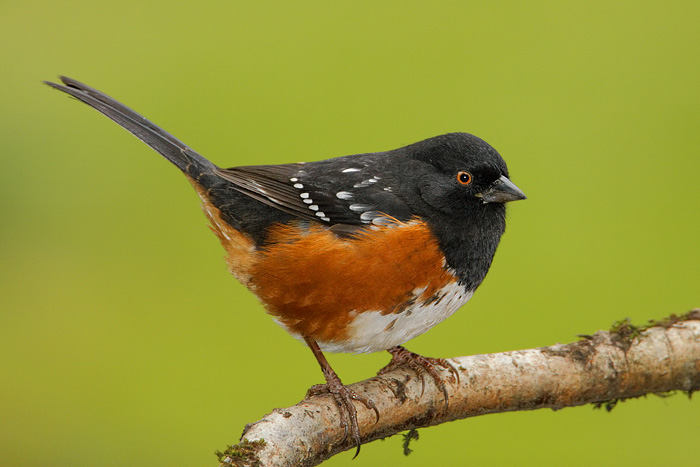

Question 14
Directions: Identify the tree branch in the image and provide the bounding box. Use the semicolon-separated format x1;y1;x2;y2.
218;311;700;466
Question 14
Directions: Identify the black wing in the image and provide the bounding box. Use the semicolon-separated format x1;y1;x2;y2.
215;154;413;231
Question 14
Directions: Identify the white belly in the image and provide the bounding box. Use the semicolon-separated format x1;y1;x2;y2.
275;281;473;354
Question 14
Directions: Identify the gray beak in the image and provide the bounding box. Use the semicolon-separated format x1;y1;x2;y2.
478;175;527;204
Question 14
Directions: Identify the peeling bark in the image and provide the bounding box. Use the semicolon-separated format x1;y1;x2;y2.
218;311;700;467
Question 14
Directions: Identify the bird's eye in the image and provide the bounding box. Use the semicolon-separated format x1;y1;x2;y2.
457;171;472;185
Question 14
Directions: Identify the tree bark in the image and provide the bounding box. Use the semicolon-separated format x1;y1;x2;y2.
217;311;700;466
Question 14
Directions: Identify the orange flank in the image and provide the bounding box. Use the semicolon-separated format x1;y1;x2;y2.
251;220;456;345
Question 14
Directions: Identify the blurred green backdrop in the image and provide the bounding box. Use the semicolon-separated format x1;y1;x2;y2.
1;1;698;466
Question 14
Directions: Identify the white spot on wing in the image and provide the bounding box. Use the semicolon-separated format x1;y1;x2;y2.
303;199;313;204
290;177;299;182
300;192;310;198
349;204;372;212
309;205;319;211
336;191;353;200
360;211;381;221
342;168;361;173
315;211;327;218
293;183;304;189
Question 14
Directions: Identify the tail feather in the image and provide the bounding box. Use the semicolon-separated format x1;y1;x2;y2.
44;76;215;178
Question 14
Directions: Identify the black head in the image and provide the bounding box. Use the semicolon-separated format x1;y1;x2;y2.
388;132;526;290
390;132;525;218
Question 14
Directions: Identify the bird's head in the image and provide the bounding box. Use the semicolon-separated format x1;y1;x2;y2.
397;133;526;217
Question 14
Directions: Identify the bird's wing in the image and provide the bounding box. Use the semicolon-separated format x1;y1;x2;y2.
216;157;413;232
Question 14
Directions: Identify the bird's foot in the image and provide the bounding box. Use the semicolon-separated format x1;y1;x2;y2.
306;376;379;458
377;345;460;411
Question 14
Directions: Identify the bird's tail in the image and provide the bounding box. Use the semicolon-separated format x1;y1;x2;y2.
44;76;216;181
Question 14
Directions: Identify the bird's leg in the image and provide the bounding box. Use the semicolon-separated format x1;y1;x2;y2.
303;337;379;458
377;345;460;411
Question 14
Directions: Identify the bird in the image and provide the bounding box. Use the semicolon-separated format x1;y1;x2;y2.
45;76;526;456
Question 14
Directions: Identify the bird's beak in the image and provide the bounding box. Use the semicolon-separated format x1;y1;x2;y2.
478;175;527;204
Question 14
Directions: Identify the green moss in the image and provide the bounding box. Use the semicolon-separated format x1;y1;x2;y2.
609;310;700;351
216;439;266;467
593;398;620;412
593;309;700;410
402;429;420;456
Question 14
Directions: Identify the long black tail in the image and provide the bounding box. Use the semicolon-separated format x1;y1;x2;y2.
44;76;216;179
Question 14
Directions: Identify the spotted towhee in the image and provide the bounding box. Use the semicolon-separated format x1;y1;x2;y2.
46;76;526;455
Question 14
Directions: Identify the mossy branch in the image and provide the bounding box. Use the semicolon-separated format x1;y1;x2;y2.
218;310;700;467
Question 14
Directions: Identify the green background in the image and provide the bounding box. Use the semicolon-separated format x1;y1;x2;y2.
2;1;698;465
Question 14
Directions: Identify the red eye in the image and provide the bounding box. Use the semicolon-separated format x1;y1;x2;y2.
457;171;472;185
